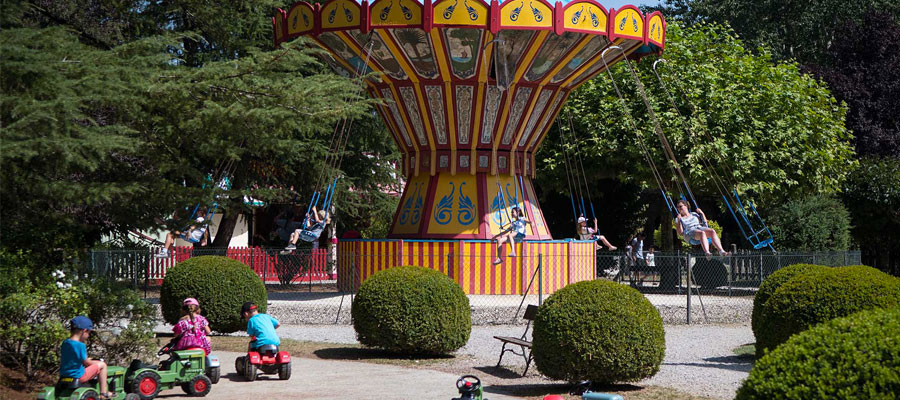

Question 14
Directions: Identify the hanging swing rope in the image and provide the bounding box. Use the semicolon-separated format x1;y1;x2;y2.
565;107;598;220
599;46;680;218
483;37;515;229
556;117;579;223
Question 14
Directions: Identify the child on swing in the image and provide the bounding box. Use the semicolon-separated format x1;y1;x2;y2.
675;200;730;256
576;216;617;250
172;298;212;355
285;206;327;251
156;215;209;258
492;207;531;264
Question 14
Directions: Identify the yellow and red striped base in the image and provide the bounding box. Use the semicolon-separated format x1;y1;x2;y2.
337;239;596;295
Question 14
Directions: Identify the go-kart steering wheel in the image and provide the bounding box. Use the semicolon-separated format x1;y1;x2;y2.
456;375;481;391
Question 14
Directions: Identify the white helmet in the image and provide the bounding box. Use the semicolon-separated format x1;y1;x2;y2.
195;217;205;224
577;216;587;223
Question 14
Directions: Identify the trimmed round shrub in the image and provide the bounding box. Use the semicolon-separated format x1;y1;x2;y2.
751;263;828;355
532;280;665;384
737;307;900;400
351;266;470;355
757;265;900;355
161;256;267;333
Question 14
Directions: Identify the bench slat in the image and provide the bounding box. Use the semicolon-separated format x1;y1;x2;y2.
494;336;532;347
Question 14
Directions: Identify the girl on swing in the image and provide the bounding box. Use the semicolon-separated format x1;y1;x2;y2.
492;207;531;264
576;216;617;250
155;212;209;258
675;200;730;256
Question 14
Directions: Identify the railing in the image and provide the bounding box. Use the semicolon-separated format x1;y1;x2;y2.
86;246;332;288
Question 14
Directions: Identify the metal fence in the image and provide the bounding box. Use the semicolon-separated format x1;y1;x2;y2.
85;246;861;325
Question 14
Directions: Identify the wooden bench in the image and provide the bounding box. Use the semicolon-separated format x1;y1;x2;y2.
493;304;538;376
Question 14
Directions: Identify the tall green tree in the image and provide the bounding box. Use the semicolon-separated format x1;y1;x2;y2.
538;22;855;249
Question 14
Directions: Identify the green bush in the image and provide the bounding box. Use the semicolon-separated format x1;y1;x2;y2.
751;263;828;355
757;265;900;355
532;280;665;384
737;307;900;400
768;194;851;251
351;266;470;355
160;256;267;333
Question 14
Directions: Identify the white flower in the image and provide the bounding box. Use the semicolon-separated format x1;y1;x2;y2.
56;281;65;288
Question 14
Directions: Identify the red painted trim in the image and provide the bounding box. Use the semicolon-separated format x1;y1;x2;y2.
477;173;490;239
418;174;440;236
362;0;371;33
423;0;434;30
273;16;280;47
314;3;323;35
645;11;665;49
554;2;564;35
489;0;500;33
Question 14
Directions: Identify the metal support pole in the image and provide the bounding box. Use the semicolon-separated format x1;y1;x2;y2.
538;254;543;306
686;253;692;325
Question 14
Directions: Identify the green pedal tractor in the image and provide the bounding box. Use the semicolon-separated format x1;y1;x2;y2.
37;364;139;400
124;338;220;399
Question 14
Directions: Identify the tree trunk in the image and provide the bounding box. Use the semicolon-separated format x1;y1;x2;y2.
326;205;337;278
211;212;239;248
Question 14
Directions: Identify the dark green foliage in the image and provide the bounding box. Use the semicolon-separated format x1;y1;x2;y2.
757;266;900;355
692;258;727;288
751;263;827;354
532;280;665;384
767;195;851;251
843;157;900;274
351;266;470;355
160;256;266;333
737;307;900;400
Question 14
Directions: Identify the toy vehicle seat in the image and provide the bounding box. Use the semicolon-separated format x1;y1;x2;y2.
185;347;208;355
56;376;97;390
255;344;278;355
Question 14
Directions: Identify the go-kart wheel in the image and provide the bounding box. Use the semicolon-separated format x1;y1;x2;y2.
246;363;258;382
131;370;161;400
278;362;291;380
234;356;244;378
79;389;99;400
207;366;221;384
186;374;212;397
125;394;141;400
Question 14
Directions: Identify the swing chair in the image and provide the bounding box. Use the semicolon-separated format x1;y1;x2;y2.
651;59;775;251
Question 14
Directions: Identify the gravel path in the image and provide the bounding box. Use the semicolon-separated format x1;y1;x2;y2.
274;323;754;399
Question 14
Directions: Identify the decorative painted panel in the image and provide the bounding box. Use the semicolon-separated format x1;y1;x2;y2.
425;86;448;145
460;155;470;168
370;0;423;26
380;88;413;147
493;30;536;88
318;32;372;75
612;7;644;41
427;174;479;235
501;87;532;145
455;85;474;145
523;32;582;82
487;175;533;236
647;12;665;47
433;0;488;26
353;32;408;80
321;0;360;30
529;92;563;148
563;2;608;34
392;174;429;234
389;29;440;79
399;86;429;146
518;89;553;146
500;0;552;29
478;155;489;168
286;4;315;35
550;35;608;83
442;28;483;79
480;86;502;144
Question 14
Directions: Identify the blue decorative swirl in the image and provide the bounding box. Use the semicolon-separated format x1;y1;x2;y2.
434;182;456;225
589;9;599;27
328;8;337;23
380;0;393;21
443;0;457;19
571;6;583;25
343;4;354;22
302;13;310;28
651;22;657;36
399;182;423;225
400;2;413;20
530;1;543;22
465;0;478;20
619;15;627;30
292;15;299;30
490;193;504;225
510;2;523;22
457;182;475;225
632;16;638;32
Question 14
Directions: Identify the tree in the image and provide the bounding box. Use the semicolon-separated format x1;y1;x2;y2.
842;157;900;274
671;0;900;65
767;195;851;251
537;22;855;249
806;12;900;158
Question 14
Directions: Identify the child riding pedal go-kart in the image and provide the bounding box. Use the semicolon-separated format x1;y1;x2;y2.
37;365;139;400
234;302;291;381
124;335;220;399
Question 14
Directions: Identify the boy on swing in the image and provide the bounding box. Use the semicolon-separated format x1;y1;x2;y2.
492;207;531;265
284;206;327;251
156;215;209;258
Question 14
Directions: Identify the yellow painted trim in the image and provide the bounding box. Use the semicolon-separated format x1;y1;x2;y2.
470;32;494;175
375;30;420;84
533;90;571;151
429;29;458;175
387;84;422;177
373;92;411;163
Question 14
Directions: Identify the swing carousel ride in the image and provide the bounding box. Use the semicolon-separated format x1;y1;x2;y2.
273;0;666;294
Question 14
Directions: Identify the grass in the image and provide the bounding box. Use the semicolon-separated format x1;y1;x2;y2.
732;343;756;360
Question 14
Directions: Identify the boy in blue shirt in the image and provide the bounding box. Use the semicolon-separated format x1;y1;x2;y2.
240;302;280;350
60;316;112;398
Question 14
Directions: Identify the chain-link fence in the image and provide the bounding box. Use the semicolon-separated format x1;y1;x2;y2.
85;246;861;325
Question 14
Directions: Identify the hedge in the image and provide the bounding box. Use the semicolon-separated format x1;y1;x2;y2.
532;280;665;384
737;307;900;400
751;263;828;356
160;256;267;333
756;265;900;355
351;266;470;355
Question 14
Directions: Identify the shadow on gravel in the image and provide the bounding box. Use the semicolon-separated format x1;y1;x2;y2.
472;365;527;379
313;347;454;361
483;383;643;397
664;356;753;373
267;292;347;301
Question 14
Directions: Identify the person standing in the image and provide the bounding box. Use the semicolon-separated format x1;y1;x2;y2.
631;233;646;285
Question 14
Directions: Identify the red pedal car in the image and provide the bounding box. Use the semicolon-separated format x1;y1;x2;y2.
234;337;291;381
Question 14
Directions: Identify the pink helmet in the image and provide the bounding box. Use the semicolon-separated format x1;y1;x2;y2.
183;297;199;307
